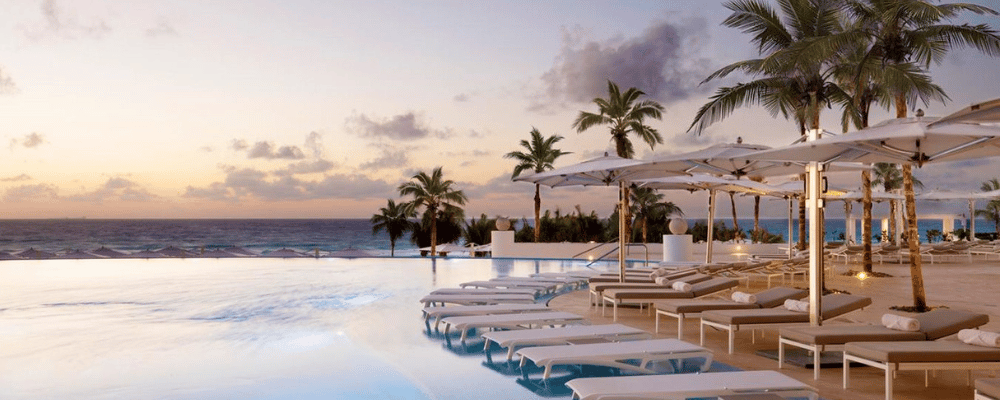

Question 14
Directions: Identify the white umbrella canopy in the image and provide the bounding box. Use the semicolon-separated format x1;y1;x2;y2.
513;153;682;187
933;98;1000;125
827;190;904;201
744;111;1000;324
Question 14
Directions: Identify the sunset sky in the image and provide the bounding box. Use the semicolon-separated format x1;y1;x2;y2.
2;0;1000;220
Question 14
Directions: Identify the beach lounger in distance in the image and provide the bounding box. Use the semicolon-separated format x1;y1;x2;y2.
778;308;989;379
843;341;1000;400
481;324;651;361
421;303;550;330
516;338;713;380
565;370;819;400
441;311;586;344
601;277;740;321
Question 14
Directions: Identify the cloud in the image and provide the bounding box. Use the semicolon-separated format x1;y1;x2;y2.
145;19;177;37
454;93;471;102
360;148;410;170
530;19;712;112
231;139;249;151
0;174;32;182
183;167;394;201
346;112;453;140
275;159;337;176
63;177;159;203
304;131;323;158
2;183;58;202
247;141;305;160
199;146;213;152
22;0;112;41
10;133;47;149
0;67;17;94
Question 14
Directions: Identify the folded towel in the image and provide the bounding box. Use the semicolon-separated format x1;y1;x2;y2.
881;314;920;331
650;268;671;278
784;299;809;312
958;329;1000;347
672;281;692;292
655;277;672;286
731;291;757;304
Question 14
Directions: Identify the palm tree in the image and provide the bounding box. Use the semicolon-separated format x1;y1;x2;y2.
978;178;1000;236
370;199;415;257
398;167;468;257
573;80;665;240
749;176;765;243
690;0;853;250
727;191;742;240
504;128;570;242
870;162;922;242
629;187;683;243
845;0;1000;310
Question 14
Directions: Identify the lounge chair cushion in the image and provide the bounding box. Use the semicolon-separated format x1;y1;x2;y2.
977;378;1000;398
690;277;739;296
702;294;871;325
916;309;991;340
819;294;872;319
845;341;1000;363
753;287;808;308
781;325;926;345
659;299;761;314
603;288;695;300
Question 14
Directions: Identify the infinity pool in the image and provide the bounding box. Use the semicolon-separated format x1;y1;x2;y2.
0;257;616;399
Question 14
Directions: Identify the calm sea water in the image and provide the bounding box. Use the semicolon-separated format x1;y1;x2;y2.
0;218;988;256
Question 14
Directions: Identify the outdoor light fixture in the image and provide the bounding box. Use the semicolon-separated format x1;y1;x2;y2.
856;272;868;281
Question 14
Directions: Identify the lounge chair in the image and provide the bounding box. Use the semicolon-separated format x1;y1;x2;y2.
977;378;1000;400
778;309;989;379
600;277;740;321
481;323;651;361
586;268;697;284
843;341;1000;400
458;279;560;293
440;311;585;344
429;288;538;296
421;303;550;329
565;370;819;400
700;293;873;354
516;338;713;380
419;293;536;307
653;286;808;339
588;272;711;306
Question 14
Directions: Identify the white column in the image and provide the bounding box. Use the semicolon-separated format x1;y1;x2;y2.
706;189;717;264
806;129;824;327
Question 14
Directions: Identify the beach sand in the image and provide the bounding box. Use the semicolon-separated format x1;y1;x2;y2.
548;258;1000;400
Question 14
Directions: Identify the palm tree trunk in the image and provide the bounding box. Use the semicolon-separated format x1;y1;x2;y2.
889;200;897;244
902;164;928;310
622;186;632;243
753;195;761;243
798;193;807;250
895;93;908;118
641;217;648;244
390;240;395;257
533;183;541;242
430;209;438;257
862;171;873;273
729;192;741;240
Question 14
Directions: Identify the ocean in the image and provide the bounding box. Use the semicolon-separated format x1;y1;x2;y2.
0;217;990;256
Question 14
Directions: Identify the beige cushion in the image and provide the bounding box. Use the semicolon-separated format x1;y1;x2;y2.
915;309;990;340
846;341;1000;363
655;299;760;314
781;325;925;345
976;378;1000;398
753;287;807;308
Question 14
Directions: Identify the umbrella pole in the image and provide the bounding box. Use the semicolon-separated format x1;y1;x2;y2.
619;182;627;283
706;189;716;264
787;197;793;259
971;199;976;240
806;129;824;326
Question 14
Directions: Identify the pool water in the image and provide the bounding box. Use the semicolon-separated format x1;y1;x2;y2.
0;257;628;399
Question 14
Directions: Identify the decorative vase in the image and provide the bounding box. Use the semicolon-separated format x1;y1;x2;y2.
668;218;688;235
495;217;511;231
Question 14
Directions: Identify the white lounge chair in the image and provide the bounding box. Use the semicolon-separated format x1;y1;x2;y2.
429;288;538;296
482;324;651;361
421;303;550;329
565;370;818;400
419;293;536;307
844;341;1000;400
441;311;586;344
653;286;807;339
459;280;560;293
516;338;712;380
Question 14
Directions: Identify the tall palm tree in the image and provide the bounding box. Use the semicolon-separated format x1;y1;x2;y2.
629;187;683;243
727;191;743;240
573;80;665;239
370;199;415;257
504;128;570;242
398;167;468;257
978;178;1000;236
845;0;1000;310
749;176;765;243
690;0;853;250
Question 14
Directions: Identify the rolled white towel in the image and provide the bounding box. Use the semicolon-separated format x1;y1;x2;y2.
649;271;658;280
958;329;1000;347
731;291;757;304
881;314;921;331
672;281;693;292
783;299;809;312
650;268;670;278
655;277;672;286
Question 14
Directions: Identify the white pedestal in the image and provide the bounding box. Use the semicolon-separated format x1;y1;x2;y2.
662;234;693;262
491;231;515;258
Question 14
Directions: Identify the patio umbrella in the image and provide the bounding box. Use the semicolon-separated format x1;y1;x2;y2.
91;246;128;258
15;248;56;259
747;111;1000;325
199;249;244;258
515;154;689;282
222;246;258;256
636;174;776;263
56;249;105;259
265;248;309;258
916;188;1000;238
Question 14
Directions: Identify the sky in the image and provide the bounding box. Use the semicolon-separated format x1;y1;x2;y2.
2;0;1000;220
